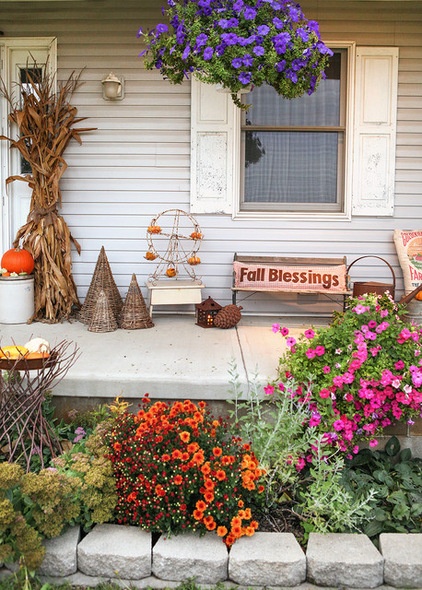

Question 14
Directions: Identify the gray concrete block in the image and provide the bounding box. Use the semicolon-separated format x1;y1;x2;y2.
306;533;384;588
77;523;151;579
152;532;228;583
379;533;422;588
228;532;306;587
38;525;80;577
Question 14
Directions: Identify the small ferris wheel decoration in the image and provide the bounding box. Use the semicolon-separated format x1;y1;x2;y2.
145;209;203;282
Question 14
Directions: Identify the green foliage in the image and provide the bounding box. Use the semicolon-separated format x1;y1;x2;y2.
342;436;422;539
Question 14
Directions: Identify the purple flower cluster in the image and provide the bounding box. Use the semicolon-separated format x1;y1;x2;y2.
138;0;333;100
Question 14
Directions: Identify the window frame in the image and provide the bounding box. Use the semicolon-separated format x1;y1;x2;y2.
232;40;356;221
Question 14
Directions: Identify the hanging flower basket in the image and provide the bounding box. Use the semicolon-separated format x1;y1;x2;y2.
138;0;333;106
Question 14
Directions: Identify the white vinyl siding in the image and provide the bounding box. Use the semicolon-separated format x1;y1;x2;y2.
0;1;420;315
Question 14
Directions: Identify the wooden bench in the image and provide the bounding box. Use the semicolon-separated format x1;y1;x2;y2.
232;254;351;306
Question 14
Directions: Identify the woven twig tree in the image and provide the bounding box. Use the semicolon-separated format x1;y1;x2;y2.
79;246;123;324
0;64;95;322
119;273;154;329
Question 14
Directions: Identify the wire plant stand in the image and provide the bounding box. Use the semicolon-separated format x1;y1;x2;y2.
0;340;80;471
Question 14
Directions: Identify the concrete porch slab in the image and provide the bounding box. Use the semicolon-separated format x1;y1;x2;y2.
0;315;315;404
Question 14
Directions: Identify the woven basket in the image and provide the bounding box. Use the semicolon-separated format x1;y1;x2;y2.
119;274;154;330
79;246;123;324
88;290;118;333
347;255;396;299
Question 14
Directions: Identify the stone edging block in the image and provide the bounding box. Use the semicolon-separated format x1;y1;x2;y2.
229;531;306;586
77;523;152;579
38;525;80;577
306;532;384;588
152;532;228;583
380;532;422;588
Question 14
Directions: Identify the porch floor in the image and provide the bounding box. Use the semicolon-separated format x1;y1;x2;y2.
0;314;329;408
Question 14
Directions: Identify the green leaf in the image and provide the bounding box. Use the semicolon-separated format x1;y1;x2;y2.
399;448;412;462
385;436;400;457
365;519;385;537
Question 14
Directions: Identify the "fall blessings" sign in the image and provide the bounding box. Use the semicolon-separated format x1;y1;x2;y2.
233;260;348;293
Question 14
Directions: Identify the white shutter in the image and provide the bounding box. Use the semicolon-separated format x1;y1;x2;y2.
352;46;398;216
190;77;240;214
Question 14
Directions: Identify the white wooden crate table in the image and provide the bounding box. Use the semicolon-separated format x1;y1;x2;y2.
146;279;205;316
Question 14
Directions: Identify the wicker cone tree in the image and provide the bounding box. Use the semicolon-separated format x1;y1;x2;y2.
119;273;154;330
0;66;95;322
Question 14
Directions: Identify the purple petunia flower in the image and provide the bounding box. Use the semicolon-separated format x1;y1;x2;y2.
155;23;169;35
203;46;214;60
238;71;252;84
253;45;265;56
243;6;257;19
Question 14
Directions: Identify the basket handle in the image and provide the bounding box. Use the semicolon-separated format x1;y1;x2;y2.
347;255;396;290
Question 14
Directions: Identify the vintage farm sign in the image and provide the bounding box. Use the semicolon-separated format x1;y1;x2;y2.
394;229;422;293
233;259;348;293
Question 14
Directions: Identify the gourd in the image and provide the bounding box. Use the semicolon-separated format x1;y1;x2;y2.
1;247;34;274
24;338;50;353
0;345;29;359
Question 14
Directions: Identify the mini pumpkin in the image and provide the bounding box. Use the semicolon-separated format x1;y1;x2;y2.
166;267;177;277
1;247;34;274
147;225;162;234
190;231;203;240
415;290;422;301
188;256;201;266
145;251;157;261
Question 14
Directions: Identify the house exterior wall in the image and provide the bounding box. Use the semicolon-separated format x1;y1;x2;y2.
0;1;421;316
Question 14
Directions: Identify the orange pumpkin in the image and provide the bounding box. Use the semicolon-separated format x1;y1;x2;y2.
415;290;422;301
188;256;201;266
147;225;162;234
166;267;177;277
190;231;203;240
1;248;34;274
145;251;157;261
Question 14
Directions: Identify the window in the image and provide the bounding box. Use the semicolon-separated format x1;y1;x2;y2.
19;66;43;175
240;51;346;213
190;44;398;219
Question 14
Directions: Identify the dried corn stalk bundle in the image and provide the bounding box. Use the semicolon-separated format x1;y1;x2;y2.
0;64;96;322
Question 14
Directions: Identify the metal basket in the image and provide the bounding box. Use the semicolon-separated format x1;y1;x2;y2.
347;255;396;299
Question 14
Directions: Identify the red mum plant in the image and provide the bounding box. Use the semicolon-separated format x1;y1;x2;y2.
106;396;264;546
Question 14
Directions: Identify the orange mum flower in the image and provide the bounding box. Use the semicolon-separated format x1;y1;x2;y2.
231;524;242;537
205;519;216;531
204;491;214;503
193;450;204;465
213;447;223;457
215;469;226;481
198;401;207;409
173;474;183;485
231;516;242;527
187;442;199;453
204;478;215;490
203;515;214;526
244;508;252;520
126;492;137;502
201;462;211;476
217;526;228;537
155;484;166;497
193;509;204;521
162;453;171;462
113;442;122;452
179;431;190;443
172;449;183;460
245;526;255;536
225;533;236;547
238;499;244;508
196;500;207;512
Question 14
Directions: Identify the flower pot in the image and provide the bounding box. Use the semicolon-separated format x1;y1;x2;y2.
0;275;34;324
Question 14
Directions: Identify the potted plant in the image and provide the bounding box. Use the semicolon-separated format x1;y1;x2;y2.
0;66;95;322
138;0;333;106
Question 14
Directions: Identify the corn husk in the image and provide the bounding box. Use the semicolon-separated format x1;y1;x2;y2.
0;64;96;322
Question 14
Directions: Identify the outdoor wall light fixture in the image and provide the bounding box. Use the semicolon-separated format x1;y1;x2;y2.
101;72;124;101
